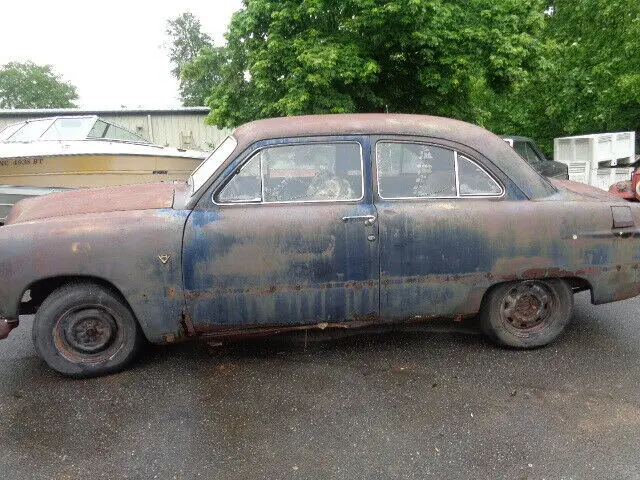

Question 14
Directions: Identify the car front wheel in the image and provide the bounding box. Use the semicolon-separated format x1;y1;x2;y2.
33;282;143;377
480;279;573;348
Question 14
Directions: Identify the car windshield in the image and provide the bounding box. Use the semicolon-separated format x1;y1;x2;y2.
189;136;238;195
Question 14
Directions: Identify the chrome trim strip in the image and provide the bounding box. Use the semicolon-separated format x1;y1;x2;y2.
454;150;461;197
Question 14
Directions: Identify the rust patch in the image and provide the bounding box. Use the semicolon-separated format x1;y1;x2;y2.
350;312;378;322
575;267;602;275
184;279;378;301
180;313;196;337
0;318;19;340
193;318;378;341
6;182;175;225
521;267;574;279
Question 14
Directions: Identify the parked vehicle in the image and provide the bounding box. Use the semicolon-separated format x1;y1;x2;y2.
2;114;640;377
0;116;207;223
501;136;568;179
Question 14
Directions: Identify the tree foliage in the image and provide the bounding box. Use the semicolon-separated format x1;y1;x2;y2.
480;0;640;152
0;61;78;109
194;0;546;128
177;1;639;150
546;0;640;133
166;12;214;105
180;46;227;107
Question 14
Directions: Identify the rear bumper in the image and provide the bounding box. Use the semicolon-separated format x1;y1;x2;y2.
0;318;19;339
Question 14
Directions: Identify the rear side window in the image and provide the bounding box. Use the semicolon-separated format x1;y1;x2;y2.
457;155;502;196
377;143;456;198
216;142;363;204
376;141;503;199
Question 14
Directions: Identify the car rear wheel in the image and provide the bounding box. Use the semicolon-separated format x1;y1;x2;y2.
32;282;143;378
480;279;573;348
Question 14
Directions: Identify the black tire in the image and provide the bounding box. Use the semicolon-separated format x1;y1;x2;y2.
480;279;573;348
32;282;143;378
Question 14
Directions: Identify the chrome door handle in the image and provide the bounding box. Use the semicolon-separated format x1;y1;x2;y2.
342;215;376;226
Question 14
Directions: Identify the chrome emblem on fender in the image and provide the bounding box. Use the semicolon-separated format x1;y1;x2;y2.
158;254;171;264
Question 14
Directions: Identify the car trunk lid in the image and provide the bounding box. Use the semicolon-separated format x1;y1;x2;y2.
548;178;628;202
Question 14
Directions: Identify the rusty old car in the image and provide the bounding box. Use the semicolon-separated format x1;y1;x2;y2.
1;114;640;377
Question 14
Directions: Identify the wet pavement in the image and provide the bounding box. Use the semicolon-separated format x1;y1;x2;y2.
1;291;640;479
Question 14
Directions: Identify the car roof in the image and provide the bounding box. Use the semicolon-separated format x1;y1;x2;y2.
236;113;491;147
230;114;556;199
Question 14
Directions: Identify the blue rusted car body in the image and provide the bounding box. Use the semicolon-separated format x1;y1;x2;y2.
1;114;640;375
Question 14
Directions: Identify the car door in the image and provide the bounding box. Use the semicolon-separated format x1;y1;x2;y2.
373;139;509;320
182;137;380;330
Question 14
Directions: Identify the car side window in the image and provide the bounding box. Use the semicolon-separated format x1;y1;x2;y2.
216;142;363;204
376;141;503;199
457;155;502;195
377;142;456;198
216;153;262;203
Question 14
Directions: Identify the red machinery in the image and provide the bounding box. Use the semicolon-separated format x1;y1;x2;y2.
609;168;640;201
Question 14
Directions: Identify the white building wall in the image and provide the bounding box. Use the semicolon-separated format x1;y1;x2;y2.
0;108;230;152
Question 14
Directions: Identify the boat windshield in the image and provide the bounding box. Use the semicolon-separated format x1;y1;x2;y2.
189;136;238;195
0;121;33;141
0;116;149;143
2;119;55;142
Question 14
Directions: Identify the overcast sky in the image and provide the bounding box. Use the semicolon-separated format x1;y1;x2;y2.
0;0;244;109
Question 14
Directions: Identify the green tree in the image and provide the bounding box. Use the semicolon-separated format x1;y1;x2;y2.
180;46;227;107
166;12;215;105
545;0;640;136
196;0;547;128
0;61;78;109
483;0;640;153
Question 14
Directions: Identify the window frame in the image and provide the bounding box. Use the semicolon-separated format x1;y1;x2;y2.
375;140;505;200
213;140;366;206
456;153;505;198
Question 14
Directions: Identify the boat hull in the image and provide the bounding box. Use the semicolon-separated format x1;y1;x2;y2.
0;153;201;188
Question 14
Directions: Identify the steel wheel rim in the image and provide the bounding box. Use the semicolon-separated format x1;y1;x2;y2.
54;304;123;362
499;281;555;336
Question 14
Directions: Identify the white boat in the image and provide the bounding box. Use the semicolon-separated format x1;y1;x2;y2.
0;115;207;222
